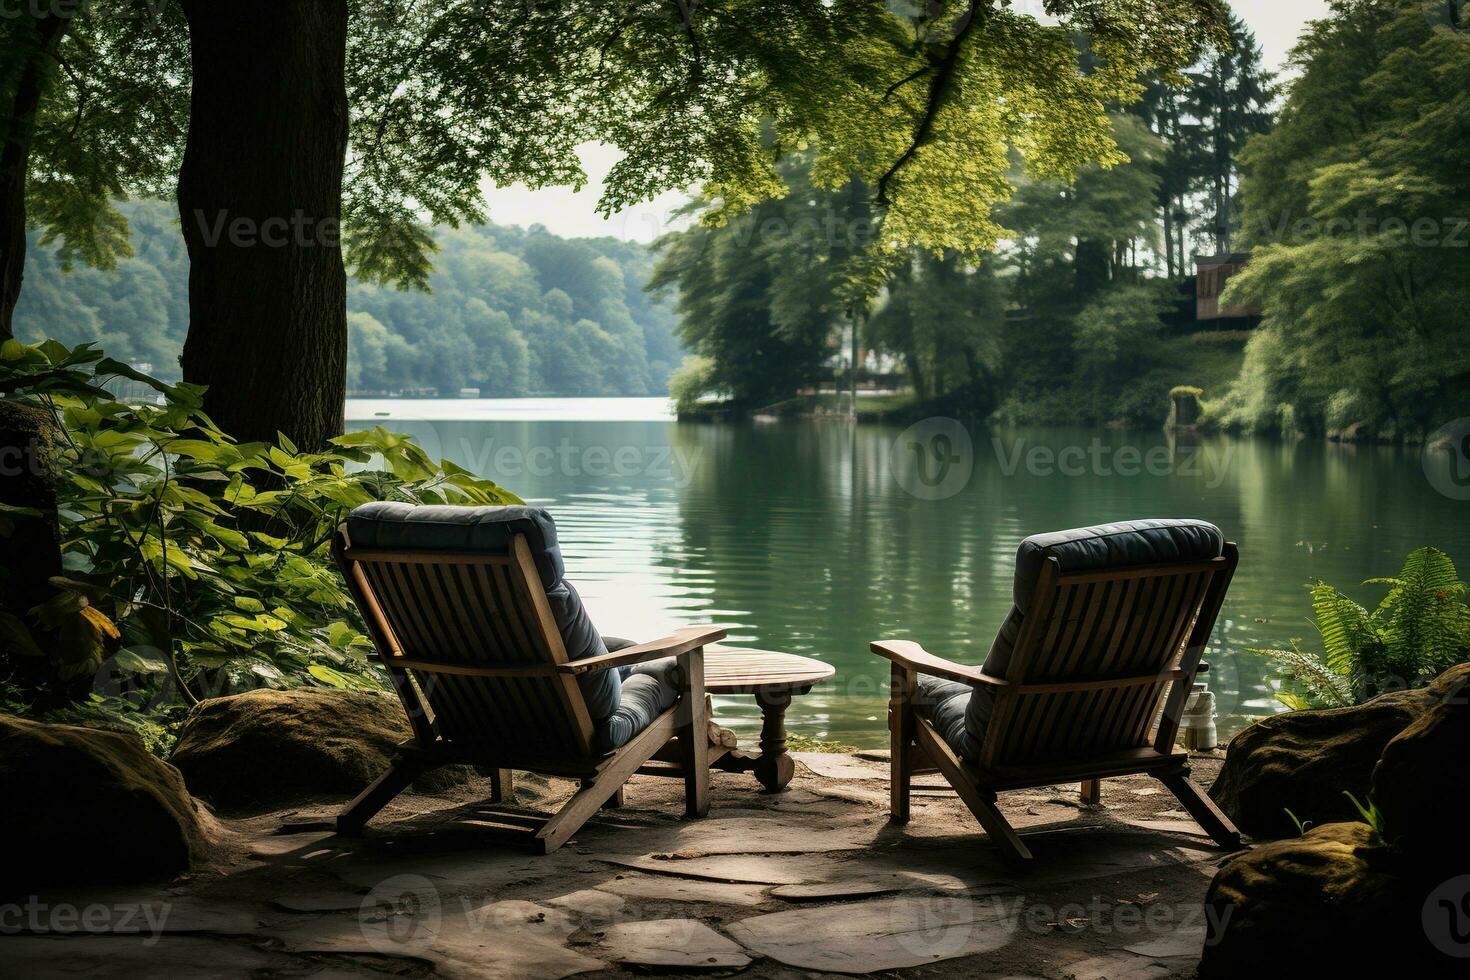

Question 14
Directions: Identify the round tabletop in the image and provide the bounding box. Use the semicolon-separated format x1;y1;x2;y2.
702;645;835;695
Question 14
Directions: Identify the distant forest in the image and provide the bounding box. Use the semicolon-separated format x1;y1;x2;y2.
14;200;682;397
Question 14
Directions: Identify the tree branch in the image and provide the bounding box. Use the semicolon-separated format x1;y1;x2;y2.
671;0;704;85
876;0;986;208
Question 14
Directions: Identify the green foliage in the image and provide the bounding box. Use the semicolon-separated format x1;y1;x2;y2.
16;201;682;396
1131;11;1275;271
866;250;1006;404
1222;0;1470;437
12;1;1225;305
649;157;854;408
1284;792;1391;846
1257;547;1470;709
5;2;191;271
668;355;717;414
0;340;518;724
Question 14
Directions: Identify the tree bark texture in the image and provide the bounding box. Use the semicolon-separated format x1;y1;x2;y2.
0;13;68;340
177;0;350;450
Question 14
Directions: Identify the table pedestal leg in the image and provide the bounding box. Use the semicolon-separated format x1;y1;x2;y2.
752;690;796;792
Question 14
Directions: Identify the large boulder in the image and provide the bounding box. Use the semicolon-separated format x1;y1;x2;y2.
1200;822;1450;976
171;688;466;812
1372;663;1470;866
0;714;217;895
1209;686;1434;838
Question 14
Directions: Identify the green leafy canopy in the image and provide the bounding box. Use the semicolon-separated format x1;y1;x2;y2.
17;1;1227;295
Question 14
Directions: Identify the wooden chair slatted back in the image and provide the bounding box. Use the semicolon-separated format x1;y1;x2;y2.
979;545;1237;770
335;532;596;758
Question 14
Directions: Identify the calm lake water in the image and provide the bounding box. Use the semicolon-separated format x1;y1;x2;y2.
347;398;1470;748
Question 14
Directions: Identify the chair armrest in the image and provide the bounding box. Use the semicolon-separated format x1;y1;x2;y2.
559;626;727;675
870;640;1009;688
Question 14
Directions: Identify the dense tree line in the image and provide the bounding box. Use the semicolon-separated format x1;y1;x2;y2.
654;14;1273;426
1219;0;1470;438
14;200;680;396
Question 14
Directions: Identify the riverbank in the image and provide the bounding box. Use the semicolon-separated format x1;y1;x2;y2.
681;331;1249;429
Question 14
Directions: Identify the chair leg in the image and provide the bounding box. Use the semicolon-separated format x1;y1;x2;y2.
534;712;677;853
337;758;426;837
1161;771;1242;850
534;775;629;854
1080;779;1101;806
966;789;1035;865
889;664;917;823
677;646;710;818
582;778;624;809
911;720;1034;864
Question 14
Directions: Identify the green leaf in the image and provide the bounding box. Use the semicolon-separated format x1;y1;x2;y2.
114;647;172;675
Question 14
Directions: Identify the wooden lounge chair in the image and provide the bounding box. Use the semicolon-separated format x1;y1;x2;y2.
331;502;725;853
874;519;1242;864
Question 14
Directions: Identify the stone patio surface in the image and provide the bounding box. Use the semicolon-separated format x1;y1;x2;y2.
0;753;1237;979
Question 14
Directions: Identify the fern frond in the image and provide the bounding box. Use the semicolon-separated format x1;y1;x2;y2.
1253;645;1354;709
1375;547;1469;679
1308;583;1377;675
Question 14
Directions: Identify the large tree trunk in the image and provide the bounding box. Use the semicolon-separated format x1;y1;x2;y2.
177;0;350;450
0;13;68;340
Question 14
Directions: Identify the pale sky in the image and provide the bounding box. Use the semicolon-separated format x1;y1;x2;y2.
481;0;1332;243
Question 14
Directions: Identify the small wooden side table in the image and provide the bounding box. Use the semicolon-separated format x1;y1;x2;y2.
702;645;836;792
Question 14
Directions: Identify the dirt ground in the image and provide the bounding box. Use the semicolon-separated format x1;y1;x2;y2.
1;751;1238;979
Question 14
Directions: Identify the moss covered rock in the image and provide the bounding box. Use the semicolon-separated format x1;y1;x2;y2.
171;688;467;812
0;714;217;895
1209;686;1433;838
1372;664;1470;866
1200;822;1446;976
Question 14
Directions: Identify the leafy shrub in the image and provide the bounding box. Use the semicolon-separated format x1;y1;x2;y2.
667;355;717;414
1256;547;1470;709
0;340;518;743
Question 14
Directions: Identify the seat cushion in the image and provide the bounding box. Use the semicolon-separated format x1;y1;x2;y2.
914;676;987;762
346;501;565;587
344;503;620;722
594;640;682;751
1011;518;1224;611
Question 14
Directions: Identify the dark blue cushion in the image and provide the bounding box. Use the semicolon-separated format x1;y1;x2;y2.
344;503;620;723
346;502;566;588
915;676;985;762
594;653;683;751
1011;519;1224;610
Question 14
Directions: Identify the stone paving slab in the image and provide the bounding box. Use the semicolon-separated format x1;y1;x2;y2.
594;872;770;907
279;898;603;980
596;917;752;969
727;893;1019;973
